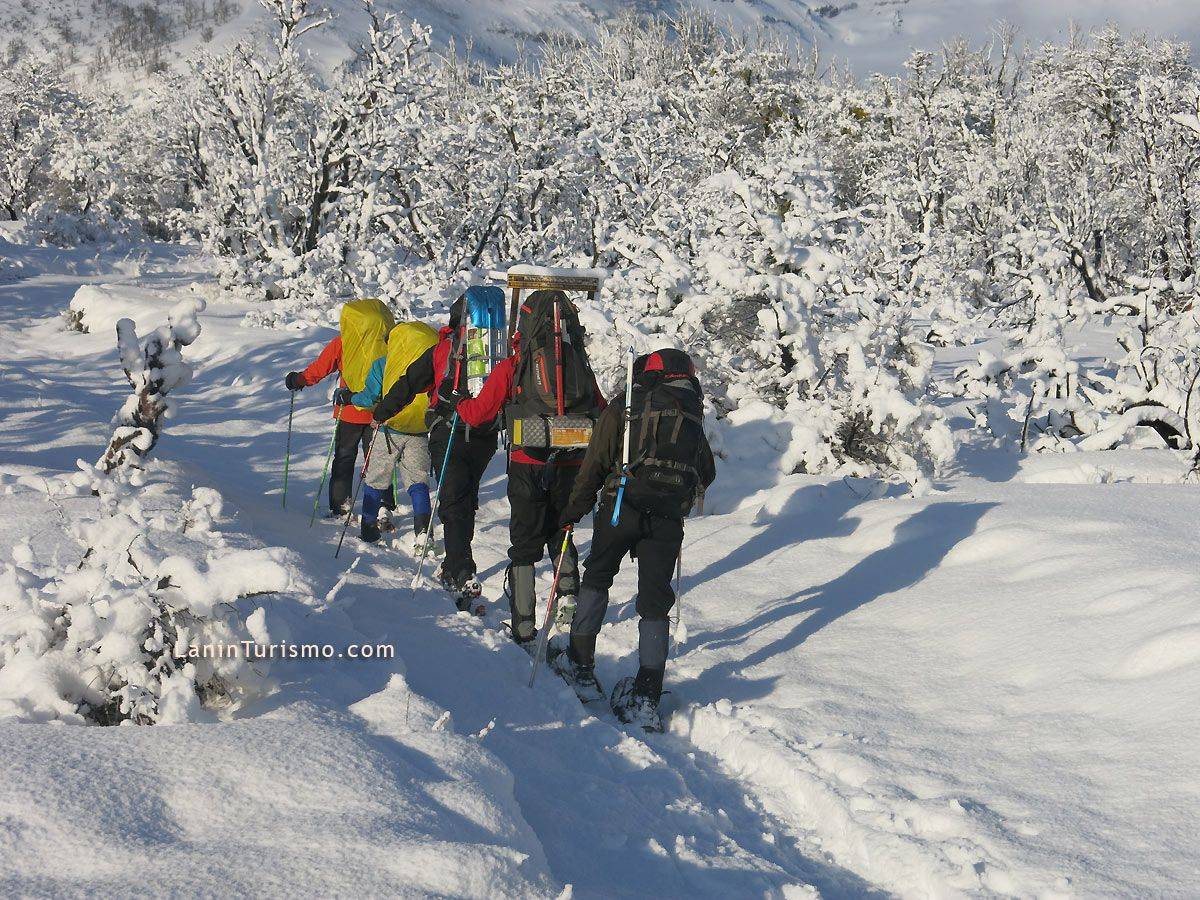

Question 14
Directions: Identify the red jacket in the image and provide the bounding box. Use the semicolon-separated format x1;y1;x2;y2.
301;336;374;425
457;354;606;467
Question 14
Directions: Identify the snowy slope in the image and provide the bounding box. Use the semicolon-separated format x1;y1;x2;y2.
5;0;1200;83
2;241;1199;895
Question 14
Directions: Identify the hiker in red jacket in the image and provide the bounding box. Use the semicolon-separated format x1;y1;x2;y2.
372;297;501;607
449;290;605;646
285;336;395;519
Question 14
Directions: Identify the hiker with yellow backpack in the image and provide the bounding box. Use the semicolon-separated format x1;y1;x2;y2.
335;320;440;547
284;299;397;522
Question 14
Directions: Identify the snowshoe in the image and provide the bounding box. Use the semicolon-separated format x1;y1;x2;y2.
610;676;664;733
412;528;440;558
377;507;397;534
453;578;486;617
554;594;577;630
501;620;537;653
548;643;606;704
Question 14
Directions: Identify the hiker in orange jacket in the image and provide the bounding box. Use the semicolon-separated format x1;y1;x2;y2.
285;336;395;519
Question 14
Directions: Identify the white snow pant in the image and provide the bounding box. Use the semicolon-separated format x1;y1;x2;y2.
365;430;430;492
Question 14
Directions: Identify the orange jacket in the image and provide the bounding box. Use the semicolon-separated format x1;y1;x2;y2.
300;336;374;425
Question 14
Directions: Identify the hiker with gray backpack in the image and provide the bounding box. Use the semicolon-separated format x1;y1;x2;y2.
554;348;716;732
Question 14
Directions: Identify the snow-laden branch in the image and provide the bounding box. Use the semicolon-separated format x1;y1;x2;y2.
99;298;206;472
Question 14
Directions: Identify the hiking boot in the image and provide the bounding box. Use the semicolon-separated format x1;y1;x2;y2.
360;519;381;543
610;675;664;733
454;578;483;614
549;642;605;704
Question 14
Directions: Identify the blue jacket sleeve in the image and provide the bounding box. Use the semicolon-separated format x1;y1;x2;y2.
351;357;386;409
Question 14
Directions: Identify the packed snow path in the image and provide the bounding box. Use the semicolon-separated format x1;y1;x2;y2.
2;249;1198;896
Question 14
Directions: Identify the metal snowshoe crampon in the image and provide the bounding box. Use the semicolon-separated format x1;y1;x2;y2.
609;676;664;733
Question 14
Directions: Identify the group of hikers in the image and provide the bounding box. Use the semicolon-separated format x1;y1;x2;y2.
283;283;715;730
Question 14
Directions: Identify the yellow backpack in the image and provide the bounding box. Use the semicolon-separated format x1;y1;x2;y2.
340;299;395;394
382;321;440;433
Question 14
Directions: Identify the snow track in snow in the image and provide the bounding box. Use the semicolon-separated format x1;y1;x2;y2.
3;252;1199;895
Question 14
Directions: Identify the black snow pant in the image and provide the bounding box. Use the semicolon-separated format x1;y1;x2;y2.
331;420;394;514
430;422;497;585
506;461;580;640
507;461;580;590
572;497;683;697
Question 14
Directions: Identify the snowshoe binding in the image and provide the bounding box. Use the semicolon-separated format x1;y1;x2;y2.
377;507;397;534
453;577;486;617
610;676;664;733
554;593;577;630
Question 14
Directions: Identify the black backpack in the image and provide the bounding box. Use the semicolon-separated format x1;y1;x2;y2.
507;290;603;438
620;372;707;520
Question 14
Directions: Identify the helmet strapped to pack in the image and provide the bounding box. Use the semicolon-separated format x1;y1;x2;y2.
506;289;603;449
618;348;706;519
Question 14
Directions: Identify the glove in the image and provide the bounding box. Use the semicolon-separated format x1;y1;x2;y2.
436;378;463;410
333;387;355;406
558;509;583;531
285;371;305;391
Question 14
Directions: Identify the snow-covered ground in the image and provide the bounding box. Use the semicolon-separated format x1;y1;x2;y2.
2;242;1199;896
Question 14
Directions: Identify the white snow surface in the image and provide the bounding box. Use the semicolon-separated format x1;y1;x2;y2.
1;240;1199;896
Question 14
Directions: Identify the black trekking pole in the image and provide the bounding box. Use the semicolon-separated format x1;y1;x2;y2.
335;425;380;559
670;548;684;655
282;390;296;508
410;411;460;593
309;404;343;527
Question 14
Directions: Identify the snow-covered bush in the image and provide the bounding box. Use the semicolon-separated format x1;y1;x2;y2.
100;297;205;472
0;468;298;725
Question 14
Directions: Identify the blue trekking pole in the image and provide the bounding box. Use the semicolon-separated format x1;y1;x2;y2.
411;411;459;592
610;345;636;526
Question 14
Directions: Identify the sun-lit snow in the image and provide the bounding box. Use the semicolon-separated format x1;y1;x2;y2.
1;230;1198;895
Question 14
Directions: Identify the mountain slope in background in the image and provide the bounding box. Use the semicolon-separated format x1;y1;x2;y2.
3;0;1200;84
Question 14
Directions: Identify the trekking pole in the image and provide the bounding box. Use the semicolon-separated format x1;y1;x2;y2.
552;296;565;416
529;526;573;688
670;548;684;653
282;391;296;508
335;424;380;559
610;345;636;526
410;411;459;592
309;403;343;527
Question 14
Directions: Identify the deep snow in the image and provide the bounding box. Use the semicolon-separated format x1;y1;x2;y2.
2;241;1199;896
